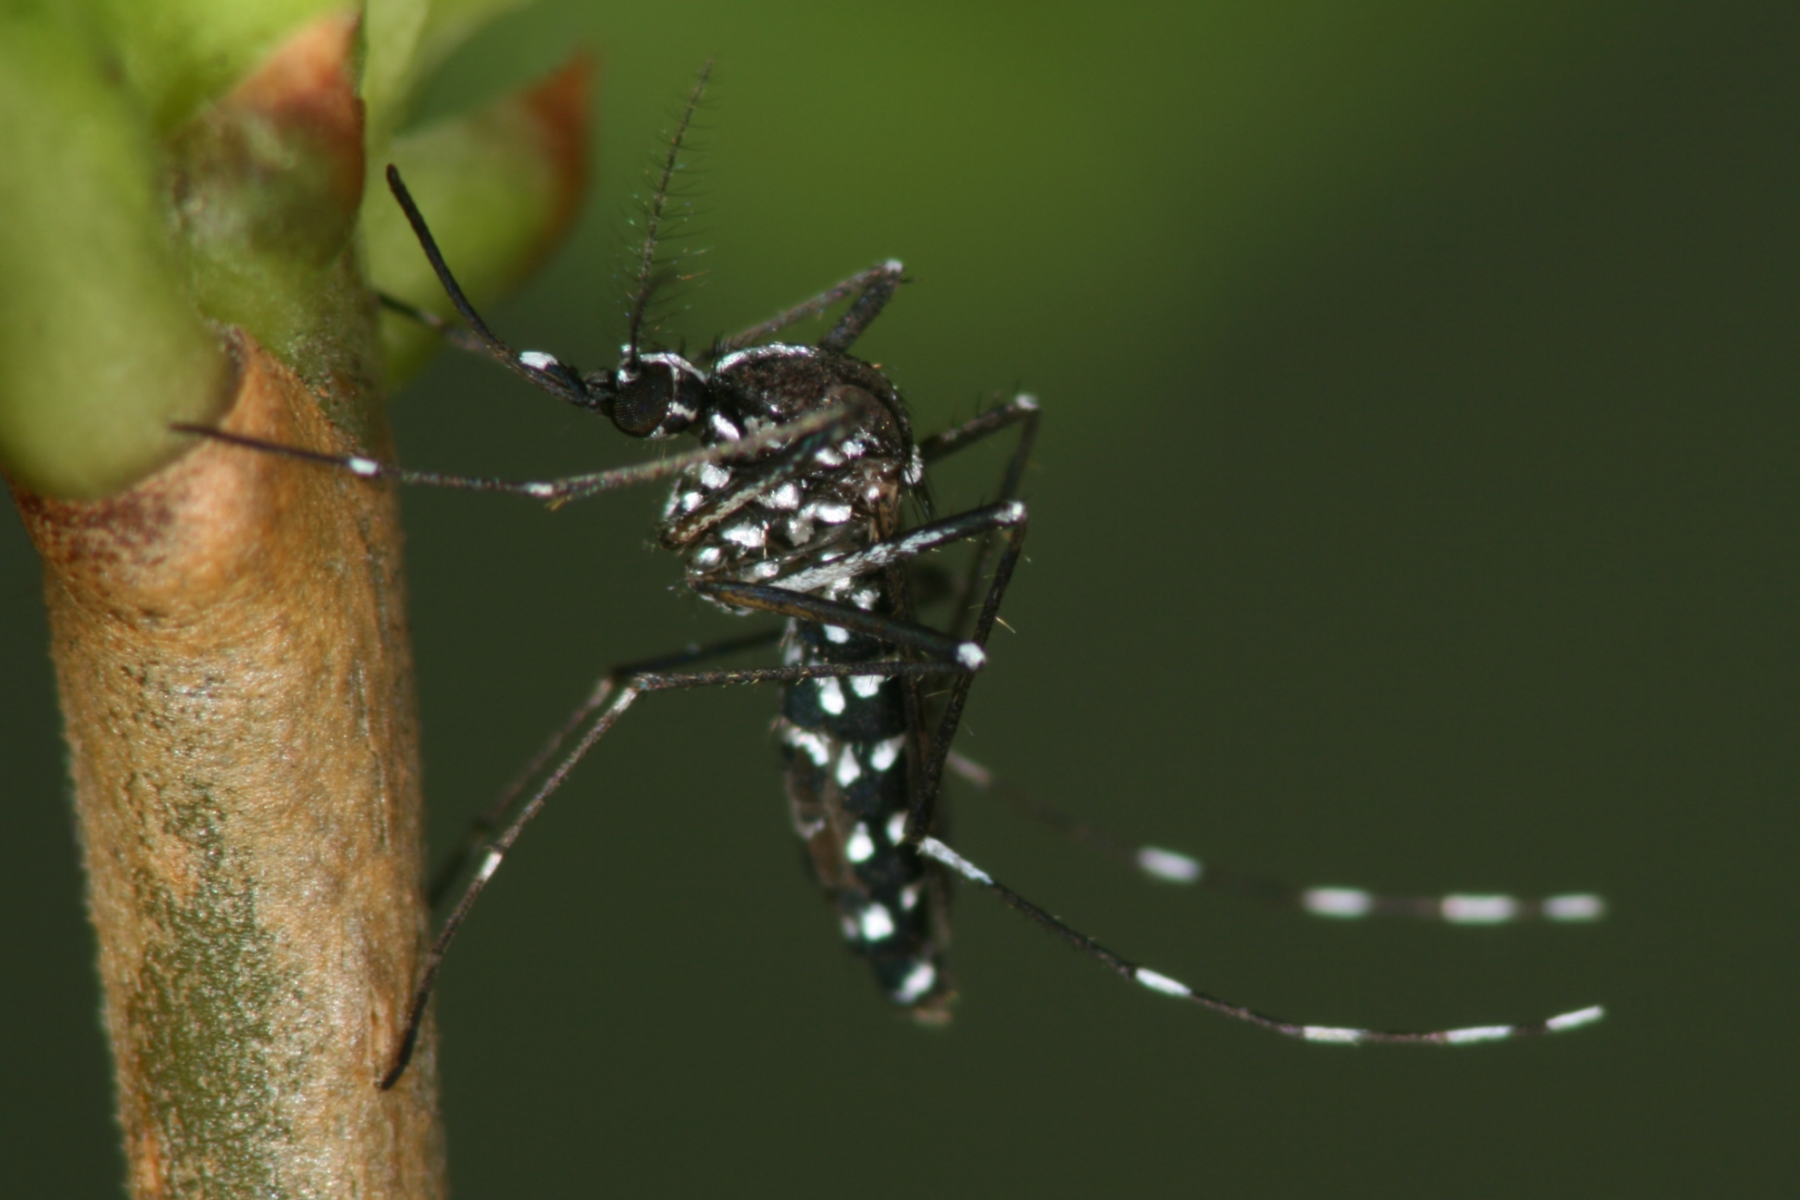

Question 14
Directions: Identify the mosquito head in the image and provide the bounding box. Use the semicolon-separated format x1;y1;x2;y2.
586;350;707;439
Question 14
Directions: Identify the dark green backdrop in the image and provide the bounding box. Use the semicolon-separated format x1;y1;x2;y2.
5;2;1794;1195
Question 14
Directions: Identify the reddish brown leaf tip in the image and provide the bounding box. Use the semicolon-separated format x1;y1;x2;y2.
516;51;600;244
224;9;367;227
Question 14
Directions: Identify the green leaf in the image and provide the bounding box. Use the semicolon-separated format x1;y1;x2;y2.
0;10;230;500
364;0;535;155
90;0;349;132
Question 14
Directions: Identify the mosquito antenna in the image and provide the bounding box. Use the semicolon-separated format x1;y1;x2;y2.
624;61;713;365
385;164;588;403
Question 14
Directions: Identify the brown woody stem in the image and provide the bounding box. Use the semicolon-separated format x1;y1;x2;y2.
12;334;445;1199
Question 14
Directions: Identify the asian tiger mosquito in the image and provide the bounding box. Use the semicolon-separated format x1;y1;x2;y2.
180;67;1606;1090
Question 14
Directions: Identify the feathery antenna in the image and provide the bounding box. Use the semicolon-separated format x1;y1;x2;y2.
624;61;713;365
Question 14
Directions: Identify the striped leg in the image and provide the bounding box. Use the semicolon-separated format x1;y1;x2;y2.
915;394;1042;641
706;260;907;360
876;394;1043;844
171;402;853;505
916;394;1043;520
915;836;1606;1046
383;653;980;1090
425;629;784;906
942;751;1607;924
388;503;1038;1085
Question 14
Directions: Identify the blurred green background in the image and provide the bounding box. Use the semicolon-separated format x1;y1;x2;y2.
4;2;1794;1195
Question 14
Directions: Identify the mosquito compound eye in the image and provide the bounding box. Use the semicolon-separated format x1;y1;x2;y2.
606;365;674;437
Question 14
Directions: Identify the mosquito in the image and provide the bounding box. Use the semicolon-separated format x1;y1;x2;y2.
179;67;1605;1091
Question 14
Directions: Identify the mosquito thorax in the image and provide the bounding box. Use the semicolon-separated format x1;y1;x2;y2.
709;344;914;458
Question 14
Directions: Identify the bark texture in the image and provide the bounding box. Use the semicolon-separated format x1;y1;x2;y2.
13;334;444;1199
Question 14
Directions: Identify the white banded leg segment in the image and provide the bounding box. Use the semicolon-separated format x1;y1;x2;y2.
380;682;645;1089
1136;847;1203;884
473;849;504;884
1298;886;1606;924
1298;888;1610;924
1544;1005;1606;1032
1543;894;1607;921
911;834;1606;1049
171;425;410;482
1438;893;1608;923
916;836;993;886
944;751;993;789
178;412;855;505
942;752;1606;925
1325;1006;1608;1046
1440;894;1521;924
778;500;1028;594
1133;968;1191;997
1303;887;1375;918
1442;1024;1515;1045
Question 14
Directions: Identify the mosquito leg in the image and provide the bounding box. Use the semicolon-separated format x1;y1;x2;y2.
908;514;1029;842
858;397;1041;854
692;580;984;667
915;394;1042;642
172;403;853;504
696;499;1032;836
685;501;1038;703
657;410;860;545
819;263;905;353
382;680;641;1090
939;751;1607;923
381;651;980;1089
914;837;1606;1046
708;260;907;360
918;393;1042;480
772;499;1028;596
426;629;784;906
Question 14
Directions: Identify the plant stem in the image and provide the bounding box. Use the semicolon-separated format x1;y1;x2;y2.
13;334;445;1199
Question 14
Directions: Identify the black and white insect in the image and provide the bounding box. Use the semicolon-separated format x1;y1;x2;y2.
181;69;1605;1090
